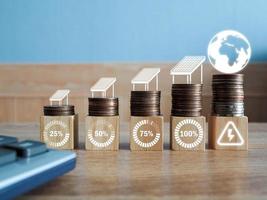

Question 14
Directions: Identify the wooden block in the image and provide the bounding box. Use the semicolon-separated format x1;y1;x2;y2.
130;116;163;151
40;114;78;149
170;116;206;151
85;116;120;151
209;116;248;150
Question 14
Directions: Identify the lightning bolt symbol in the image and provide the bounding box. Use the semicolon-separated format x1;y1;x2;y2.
227;128;234;141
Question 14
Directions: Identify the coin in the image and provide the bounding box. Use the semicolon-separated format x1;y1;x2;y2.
131;91;161;116
212;74;244;116
44;105;75;116
88;97;119;116
171;84;203;117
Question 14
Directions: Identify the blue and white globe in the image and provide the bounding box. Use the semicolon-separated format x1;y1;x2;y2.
207;30;251;74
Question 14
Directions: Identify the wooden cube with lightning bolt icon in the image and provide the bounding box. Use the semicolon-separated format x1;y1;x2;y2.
208;116;248;150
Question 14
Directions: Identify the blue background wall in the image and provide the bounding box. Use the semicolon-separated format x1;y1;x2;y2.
0;0;266;63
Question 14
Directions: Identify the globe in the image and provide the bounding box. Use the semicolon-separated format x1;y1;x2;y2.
207;30;251;74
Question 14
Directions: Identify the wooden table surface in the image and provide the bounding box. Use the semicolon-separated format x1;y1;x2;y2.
0;123;267;200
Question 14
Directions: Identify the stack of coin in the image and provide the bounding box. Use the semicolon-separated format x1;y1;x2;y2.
131;91;161;116
44;105;75;116
88;97;119;116
212;74;244;116
171;84;203;117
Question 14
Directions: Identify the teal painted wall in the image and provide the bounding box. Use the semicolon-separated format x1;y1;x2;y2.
0;0;265;63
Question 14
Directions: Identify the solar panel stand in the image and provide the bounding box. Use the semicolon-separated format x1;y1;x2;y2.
90;78;116;98
92;88;114;98
133;76;158;91
170;56;205;84
171;67;203;84
49;90;70;106
132;68;160;91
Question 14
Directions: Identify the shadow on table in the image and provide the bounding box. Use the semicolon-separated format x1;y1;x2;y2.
119;142;171;150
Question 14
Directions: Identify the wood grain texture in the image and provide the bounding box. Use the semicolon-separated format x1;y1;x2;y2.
0;63;267;122
209;116;248;150
40;114;78;149
170;116;206;151
0;122;266;199
130;116;164;151
85;116;119;151
0;97;15;122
